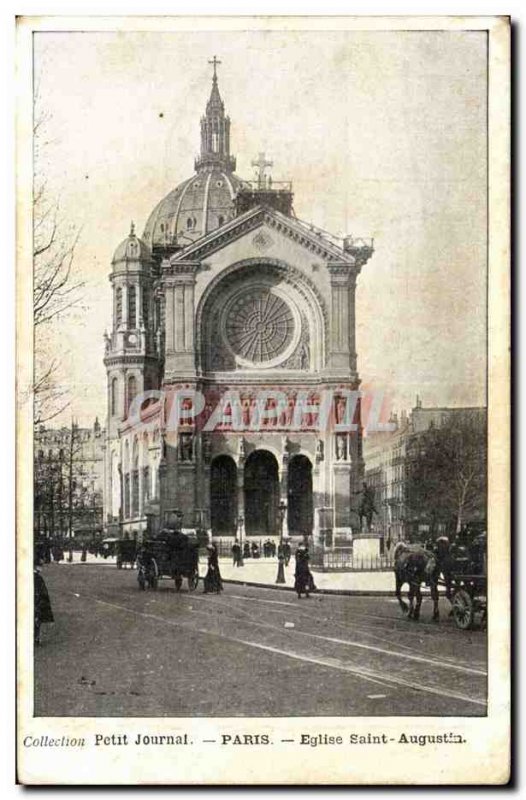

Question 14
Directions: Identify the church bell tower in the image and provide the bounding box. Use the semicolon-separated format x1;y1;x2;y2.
195;56;236;173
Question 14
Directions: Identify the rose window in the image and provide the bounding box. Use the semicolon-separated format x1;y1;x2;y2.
224;289;295;364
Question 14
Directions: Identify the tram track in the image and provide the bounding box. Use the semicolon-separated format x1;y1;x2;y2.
58;587;487;711
222;590;487;670
189;593;487;677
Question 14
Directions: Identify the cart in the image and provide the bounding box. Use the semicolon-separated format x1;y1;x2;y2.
136;530;199;592
448;533;487;630
116;538;137;569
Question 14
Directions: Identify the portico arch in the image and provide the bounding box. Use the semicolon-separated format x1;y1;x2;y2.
287;454;313;538
244;450;279;537
210;455;237;536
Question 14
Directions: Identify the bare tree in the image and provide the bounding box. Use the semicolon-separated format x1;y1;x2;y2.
405;410;487;537
34;422;103;540
33;95;84;424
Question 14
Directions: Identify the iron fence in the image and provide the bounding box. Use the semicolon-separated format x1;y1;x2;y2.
310;549;395;572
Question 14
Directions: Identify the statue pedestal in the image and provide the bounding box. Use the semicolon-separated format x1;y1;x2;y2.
352;533;382;562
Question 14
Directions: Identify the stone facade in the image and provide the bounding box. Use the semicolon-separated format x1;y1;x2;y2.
34;419;105;538
103;65;373;545
364;400;487;546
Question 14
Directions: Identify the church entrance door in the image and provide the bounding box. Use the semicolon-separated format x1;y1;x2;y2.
210;455;237;536
287;455;313;538
244;450;279;536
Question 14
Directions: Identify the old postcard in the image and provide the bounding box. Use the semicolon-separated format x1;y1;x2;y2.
16;15;510;785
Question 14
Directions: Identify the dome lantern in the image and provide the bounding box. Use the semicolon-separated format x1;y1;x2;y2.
143;59;250;254
111;221;154;272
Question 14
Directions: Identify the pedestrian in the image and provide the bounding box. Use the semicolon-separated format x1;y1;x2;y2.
243;541;251;559
232;540;241;567
81;545;87;563
52;541;64;563
34;565;54;645
203;543;223;594
294;545;315;599
43;540;51;564
283;541;291;566
67;548;73;563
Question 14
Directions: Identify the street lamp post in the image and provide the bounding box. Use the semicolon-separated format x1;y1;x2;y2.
278;500;287;546
276;500;287;584
237;514;244;567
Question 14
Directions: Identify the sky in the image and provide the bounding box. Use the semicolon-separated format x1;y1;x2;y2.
33;27;488;427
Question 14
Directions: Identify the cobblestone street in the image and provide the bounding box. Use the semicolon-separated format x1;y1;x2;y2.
34;563;487;718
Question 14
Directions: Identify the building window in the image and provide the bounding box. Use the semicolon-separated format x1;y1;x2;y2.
142;290;149;326
116;288;122;326
111;378;118;417
128;286;136;328
132;469;139;517
142;466;150;505
124;474;130;519
127;375;137;414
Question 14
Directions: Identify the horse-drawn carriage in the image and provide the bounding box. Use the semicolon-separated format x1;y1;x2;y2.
136;529;199;592
116;538;137;569
394;532;487;630
447;533;487;630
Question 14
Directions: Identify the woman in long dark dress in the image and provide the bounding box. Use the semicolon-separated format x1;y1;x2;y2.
294;545;315;599
203;544;223;594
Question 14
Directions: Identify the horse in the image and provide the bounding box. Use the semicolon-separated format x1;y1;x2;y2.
393;541;442;621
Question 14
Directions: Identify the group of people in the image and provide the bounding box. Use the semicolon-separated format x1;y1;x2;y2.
231;539;293;566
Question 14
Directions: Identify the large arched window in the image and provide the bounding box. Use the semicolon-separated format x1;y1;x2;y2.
127;375;137;414
131;438;140;517
128;286;136;328
116;288;122;326
111;377;118;417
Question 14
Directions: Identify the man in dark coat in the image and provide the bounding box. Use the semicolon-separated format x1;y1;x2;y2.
232;540;242;567
34;567;54;645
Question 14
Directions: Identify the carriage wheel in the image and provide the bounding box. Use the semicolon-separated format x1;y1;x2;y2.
452;589;474;630
188;572;199;592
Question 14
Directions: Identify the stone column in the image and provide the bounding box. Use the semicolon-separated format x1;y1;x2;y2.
327;263;351;371
280;456;289;539
327;263;361;376
138;460;144;519
162;260;200;378
117;464;123;522
137;283;143;328
121;283;128;328
237;464;245;542
348;272;358;373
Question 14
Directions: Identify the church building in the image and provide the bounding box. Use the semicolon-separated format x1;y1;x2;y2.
103;60;374;546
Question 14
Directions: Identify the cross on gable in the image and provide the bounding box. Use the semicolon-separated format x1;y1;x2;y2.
251;152;274;188
208;56;221;79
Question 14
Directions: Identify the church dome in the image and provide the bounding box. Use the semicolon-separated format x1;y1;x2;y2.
143;169;248;249
111;223;154;271
143;61;250;251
